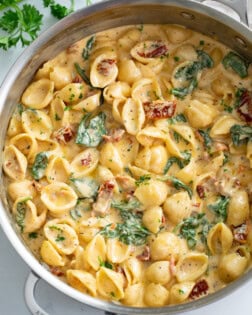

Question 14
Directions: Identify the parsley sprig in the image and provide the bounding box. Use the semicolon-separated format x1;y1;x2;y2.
43;0;75;19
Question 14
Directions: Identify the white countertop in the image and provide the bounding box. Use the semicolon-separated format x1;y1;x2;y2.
0;1;252;314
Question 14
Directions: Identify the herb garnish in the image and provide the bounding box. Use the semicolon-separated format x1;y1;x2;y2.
174;212;211;249
230;124;252;146
28;232;38;239
98;256;113;269
100;201;150;246
168;113;187;125
31;151;49;180
74;62;92;86
76;112;106;147
43;0;74;19
163;151;191;174
135;174;151;187
198;128;212;150
15;197;32;232
208;196;230;222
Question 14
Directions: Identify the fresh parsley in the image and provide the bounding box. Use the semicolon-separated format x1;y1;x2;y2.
135;174;151;187
28;232;38;239
98;256;113;269
15;197;32;232
0;3;43;50
157;175;192;198
43;0;75;19
208;196;230;222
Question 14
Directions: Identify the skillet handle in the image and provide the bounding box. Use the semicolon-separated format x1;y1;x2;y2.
25;271;119;315
200;0;249;26
24;271;49;315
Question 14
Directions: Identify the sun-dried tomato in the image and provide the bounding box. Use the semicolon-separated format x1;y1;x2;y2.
196;185;205;199
189;279;209;299
236;89;252;122
136;246;150;261
232;223;248;244
138;42;168;58
97;59;116;76
143;100;176;120
81;153;92;166
53;126;74;144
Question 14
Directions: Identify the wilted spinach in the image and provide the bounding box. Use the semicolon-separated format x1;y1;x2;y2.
31;152;49;180
222;51;249;78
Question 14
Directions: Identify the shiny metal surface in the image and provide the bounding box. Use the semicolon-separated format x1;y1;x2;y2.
0;1;251;315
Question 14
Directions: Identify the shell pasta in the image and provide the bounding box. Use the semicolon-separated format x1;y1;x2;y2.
3;23;252;307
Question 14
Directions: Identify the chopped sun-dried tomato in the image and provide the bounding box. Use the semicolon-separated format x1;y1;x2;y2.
236;89;252;122
196;185;205;199
143;100;176;120
136;246;150;261
189;279;209;299
53;126;74;144
232;223;248;244
102;128;125;142
97;59;116;76
138;42;168;58
81;153;92;166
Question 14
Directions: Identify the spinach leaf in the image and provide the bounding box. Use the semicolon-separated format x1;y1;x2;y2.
70;177;99;198
198;128;213;150
15;197;32;232
70;199;92;220
111;198;142;212
167;113;187;125
98;257;113;269
171;77;198;98
197;50;214;69
74;62;92;86
158;175;192;198
82;36;95;60
208;196;230;222
174;61;201;81
100;203;150;246
163;151;191;174
230;124;252;146
31;152;49;180
222;51;249;78
174;212;211;249
76;112;106;147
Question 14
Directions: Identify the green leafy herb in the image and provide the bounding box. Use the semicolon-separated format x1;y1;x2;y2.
135;174;151;187
171;50;213;98
55;235;65;242
230;124;252;146
86;0;92;5
17;103;25;115
158;175;192;198
175;212;211;249
70;177;99;198
82;35;95;60
74;62;92;86
98;256;113;269
43;0;75;19
168;113;187;125
76;112;106;147
174;56;180;62
163;151;191;174
54;113;61;121
208;196;230;222
198;129;212;150
49;225;63;232
31;152;49;180
199;40;205;46
15;197;32;232
28;232;38;239
0;3;43;50
222;51;249;78
220;99;233;113
111;198;142;212
100;203;150;246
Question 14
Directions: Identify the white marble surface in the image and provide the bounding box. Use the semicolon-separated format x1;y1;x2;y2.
0;1;252;314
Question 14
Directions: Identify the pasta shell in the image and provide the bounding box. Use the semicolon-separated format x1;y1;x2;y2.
21;79;54;109
165;25;192;44
176;253;208;282
67;270;97;296
41;182;78;216
22;110;53;140
46;156;71;183
106;239;131;263
122;98;145;135
227;191;249;226
142;206;163;234
49;66;72;90
8;180;37;201
210;115;239;138
70;148;99;177
207;223;233;255
58;83;87;103
113;134;139;165
150;232;181;261
144;283;169;306
72;90;101;112
50;97;70;129
130;40;168;64
123;257;143;285
13;197;47;233
145;261;171;285
136;126;167;146
85;234;106;271
10;133;38;162
99;142;123;174
40;240;66;267
90;50;118;88
118;59;142;84
103;81;131;104
123;283;145;306
96;267;125;300
44;221;79;255
3;145;27;180
170;282;195;304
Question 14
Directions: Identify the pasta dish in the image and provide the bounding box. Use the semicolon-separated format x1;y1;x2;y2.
3;24;252;306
